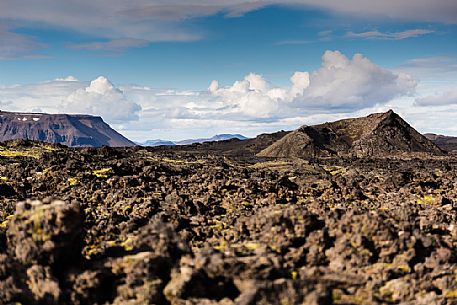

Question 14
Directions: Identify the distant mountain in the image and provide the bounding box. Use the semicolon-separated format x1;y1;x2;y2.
139;139;176;147
258;110;444;158
424;133;457;152
0;110;134;147
139;134;248;147
175;134;248;145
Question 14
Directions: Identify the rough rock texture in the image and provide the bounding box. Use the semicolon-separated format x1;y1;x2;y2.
424;133;457;152
1;141;457;304
258;110;444;158
0;110;135;147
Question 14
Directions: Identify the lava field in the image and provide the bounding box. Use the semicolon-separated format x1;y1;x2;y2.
1;141;457;305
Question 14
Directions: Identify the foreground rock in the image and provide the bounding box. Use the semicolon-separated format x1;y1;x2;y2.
0;142;457;304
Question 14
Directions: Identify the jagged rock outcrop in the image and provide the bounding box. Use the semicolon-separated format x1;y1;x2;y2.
0;111;134;147
258;110;444;158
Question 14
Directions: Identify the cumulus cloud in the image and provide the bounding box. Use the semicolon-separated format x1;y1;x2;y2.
346;29;434;40
0;51;418;140
415;85;457;106
63;76;141;122
208;50;415;113
293;51;416;110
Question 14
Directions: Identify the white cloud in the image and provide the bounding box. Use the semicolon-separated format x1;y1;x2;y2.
346;29;434;40
203;51;415;116
0;50;420;140
55;76;79;82
291;51;416;110
415;85;457;106
63;76;141;122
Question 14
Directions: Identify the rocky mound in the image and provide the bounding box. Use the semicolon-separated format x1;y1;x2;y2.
0;110;134;147
424;133;457;152
258;110;443;158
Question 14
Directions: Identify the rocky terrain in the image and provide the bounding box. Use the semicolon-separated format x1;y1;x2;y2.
0;110;135;147
1;111;457;305
258;110;443;158
0;138;456;305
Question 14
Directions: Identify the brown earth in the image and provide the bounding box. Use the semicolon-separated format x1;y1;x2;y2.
0;140;457;304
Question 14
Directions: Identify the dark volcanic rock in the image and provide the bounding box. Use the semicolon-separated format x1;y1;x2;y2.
258;110;444;158
0;110;134;147
7;199;83;266
1;140;457;304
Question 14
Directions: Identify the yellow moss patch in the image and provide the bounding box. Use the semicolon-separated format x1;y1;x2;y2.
245;242;259;251
416;195;435;205
445;289;457;298
0;145;58;159
249;160;293;170
91;168;112;178
213;240;227;251
291;271;298;280
67;177;79;186
162;158;204;165
240;201;252;207
120;236;135;251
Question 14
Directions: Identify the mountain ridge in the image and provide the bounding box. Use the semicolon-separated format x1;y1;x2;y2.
0;110;134;147
139;134;248;146
424;133;457;152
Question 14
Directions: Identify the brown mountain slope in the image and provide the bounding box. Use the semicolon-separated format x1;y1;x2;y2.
424;133;457;152
258;110;444;158
0;111;135;147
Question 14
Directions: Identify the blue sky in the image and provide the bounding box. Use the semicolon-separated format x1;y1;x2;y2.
1;1;457;140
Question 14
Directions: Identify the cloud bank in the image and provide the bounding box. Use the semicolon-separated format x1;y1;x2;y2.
415;85;457;106
0;50;419;139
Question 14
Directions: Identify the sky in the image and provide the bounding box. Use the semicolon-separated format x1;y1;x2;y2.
0;0;457;141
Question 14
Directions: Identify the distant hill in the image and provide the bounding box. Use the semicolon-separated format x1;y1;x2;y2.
140;134;249;147
176;134;248;145
139;139;176;147
258;110;444;158
0;110;134;147
424;133;457;152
